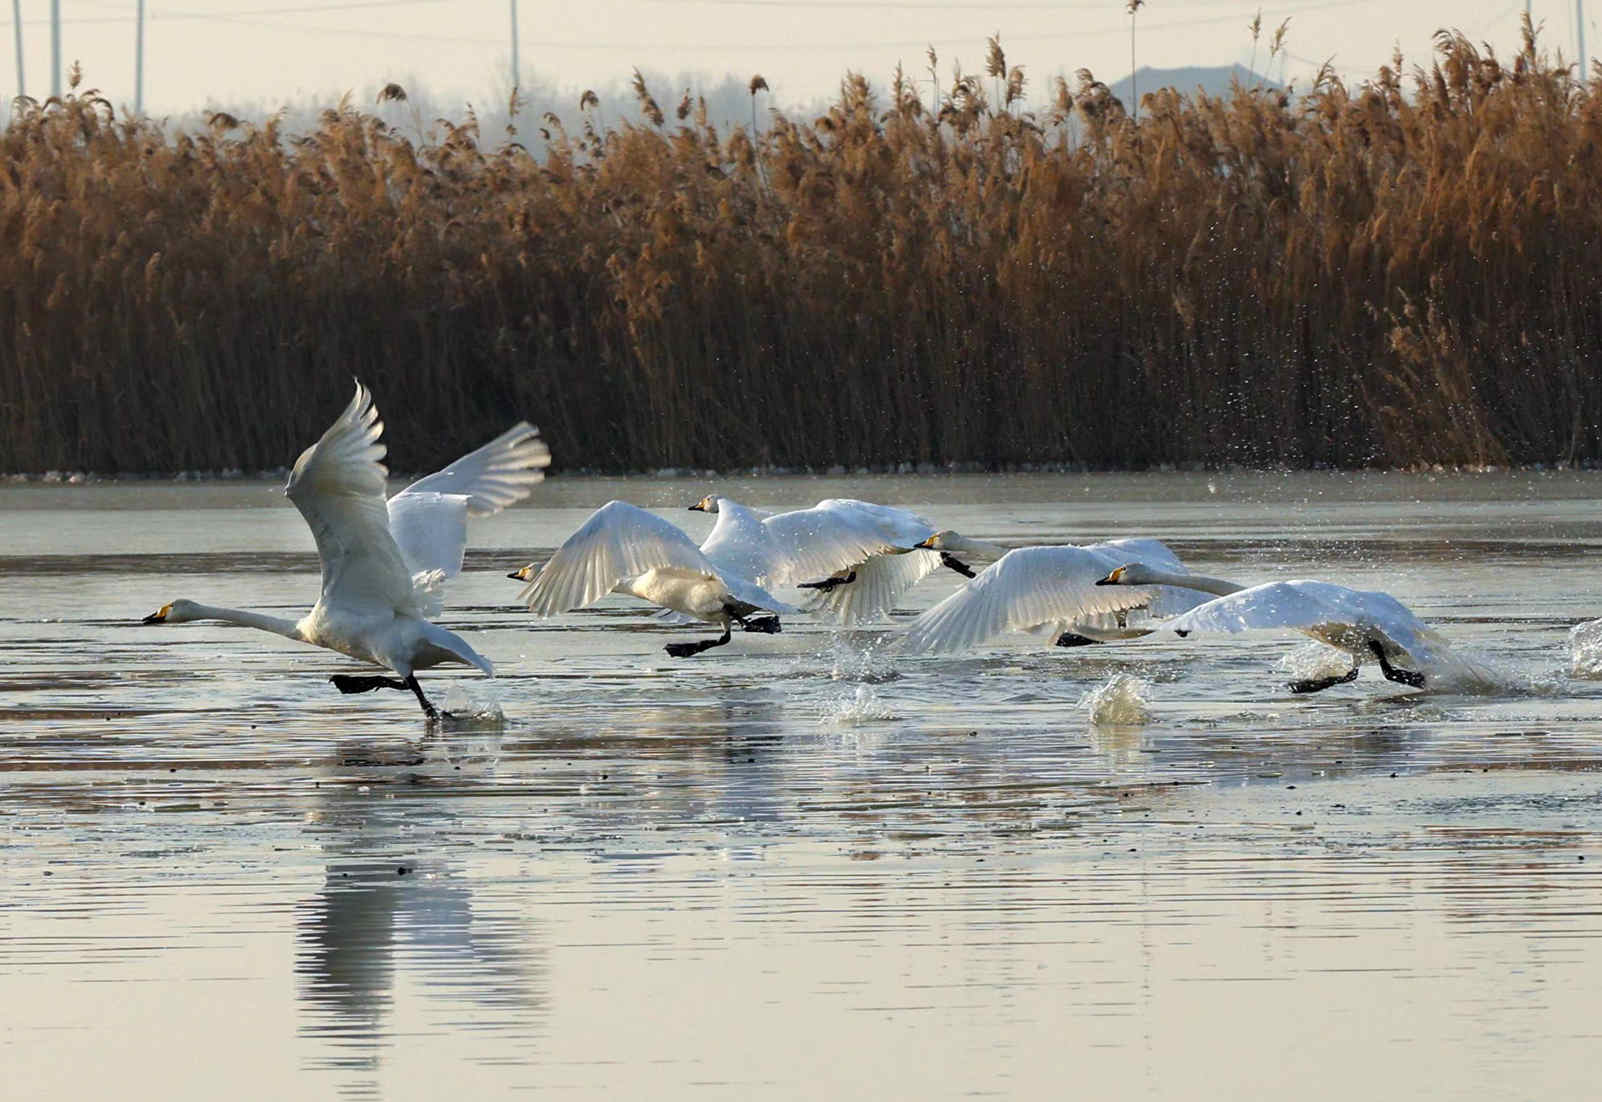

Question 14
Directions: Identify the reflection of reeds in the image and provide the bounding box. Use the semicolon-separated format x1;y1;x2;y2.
2;20;1600;474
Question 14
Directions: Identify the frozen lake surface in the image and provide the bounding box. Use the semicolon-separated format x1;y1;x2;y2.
4;471;1602;1099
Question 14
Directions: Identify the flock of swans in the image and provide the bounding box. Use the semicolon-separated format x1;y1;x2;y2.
142;383;1565;718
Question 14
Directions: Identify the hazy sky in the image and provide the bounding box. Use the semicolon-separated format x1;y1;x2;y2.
0;1;1586;119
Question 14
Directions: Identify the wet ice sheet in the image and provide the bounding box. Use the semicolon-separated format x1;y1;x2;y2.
3;471;1602;1099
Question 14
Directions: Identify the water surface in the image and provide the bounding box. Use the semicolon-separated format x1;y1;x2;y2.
4;471;1601;1099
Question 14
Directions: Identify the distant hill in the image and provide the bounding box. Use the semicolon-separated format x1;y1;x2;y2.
1108;63;1282;107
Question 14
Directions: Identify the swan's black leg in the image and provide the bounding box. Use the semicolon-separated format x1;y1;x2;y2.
331;674;409;694
330;673;441;719
939;552;976;578
726;603;782;634
1287;666;1360;694
405;675;440;720
1055;632;1104;648
1369;640;1426;688
665;627;733;658
798;571;855;592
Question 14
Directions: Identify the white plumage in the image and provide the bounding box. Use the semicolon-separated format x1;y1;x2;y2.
898;541;1205;655
1099;564;1503;692
143;381;549;716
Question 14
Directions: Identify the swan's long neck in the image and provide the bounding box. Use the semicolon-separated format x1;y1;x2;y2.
182;603;305;640
1131;568;1245;598
947;535;1008;557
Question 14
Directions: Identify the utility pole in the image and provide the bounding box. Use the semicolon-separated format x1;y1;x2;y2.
509;0;519;91
136;0;146;114
50;0;60;97
1581;0;1590;78
11;0;23;101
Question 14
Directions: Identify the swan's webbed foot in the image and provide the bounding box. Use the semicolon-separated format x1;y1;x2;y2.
798;571;855;592
1287;666;1360;694
665;628;733;658
1054;632;1104;648
1368;640;1426;688
939;552;976;578
739;615;782;634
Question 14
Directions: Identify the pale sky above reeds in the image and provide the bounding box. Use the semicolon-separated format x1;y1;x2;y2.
0;0;1585;118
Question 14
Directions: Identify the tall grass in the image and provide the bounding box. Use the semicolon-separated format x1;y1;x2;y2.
2;20;1600;474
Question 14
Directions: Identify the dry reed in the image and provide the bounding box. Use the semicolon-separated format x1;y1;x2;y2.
2;20;1600;474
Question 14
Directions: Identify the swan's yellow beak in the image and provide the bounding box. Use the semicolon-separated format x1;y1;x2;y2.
913;535;936;550
142;604;171;624
688;496;709;512
506;564;535;582
1095;567;1126;587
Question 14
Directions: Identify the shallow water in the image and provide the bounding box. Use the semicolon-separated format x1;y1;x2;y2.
4;471;1602;1099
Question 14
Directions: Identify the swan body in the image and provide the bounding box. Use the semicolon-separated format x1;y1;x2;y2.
693;495;966;624
515;500;794;657
1097;563;1497;692
898;540;1206;655
515;496;968;648
143;382;549;716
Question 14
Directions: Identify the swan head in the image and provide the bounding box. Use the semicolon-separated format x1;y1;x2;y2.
688;494;722;513
142;599;200;624
913;530;996;555
506;563;536;582
1096;563;1159;587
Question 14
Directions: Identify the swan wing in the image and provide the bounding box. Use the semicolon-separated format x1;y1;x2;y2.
754;499;937;587
385;423;550;579
800;549;944;625
285;381;418;614
396;422;551;516
1165;580;1436;659
899;546;1160;654
520;501;718;615
386;491;472;581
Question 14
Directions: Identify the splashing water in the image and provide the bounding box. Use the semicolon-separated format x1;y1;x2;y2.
443;684;507;724
1277;641;1359;683
1276;639;1518;697
1077;673;1151;727
821;683;898;727
1569;619;1602;679
824;636;901;684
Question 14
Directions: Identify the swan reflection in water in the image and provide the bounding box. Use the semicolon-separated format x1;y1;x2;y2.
294;757;547;1097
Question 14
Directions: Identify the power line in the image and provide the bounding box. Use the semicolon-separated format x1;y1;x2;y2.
0;0;446;27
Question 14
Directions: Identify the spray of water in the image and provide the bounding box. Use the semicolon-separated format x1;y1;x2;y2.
1078;673;1151;726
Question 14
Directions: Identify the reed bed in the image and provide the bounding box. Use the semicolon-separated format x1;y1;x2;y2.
3;22;1601;474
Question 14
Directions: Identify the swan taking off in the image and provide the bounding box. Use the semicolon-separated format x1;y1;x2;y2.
693;496;972;625
511;495;970;648
142;381;550;718
897;540;1207;655
514;501;794;657
1096;563;1492;693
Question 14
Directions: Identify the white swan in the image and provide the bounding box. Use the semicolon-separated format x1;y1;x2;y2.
1096;563;1488;692
511;496;968;647
142;381;550;717
693;495;975;624
898;539;1207;654
513;500;795;657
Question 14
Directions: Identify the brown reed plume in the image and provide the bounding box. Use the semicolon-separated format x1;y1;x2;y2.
1;17;1599;475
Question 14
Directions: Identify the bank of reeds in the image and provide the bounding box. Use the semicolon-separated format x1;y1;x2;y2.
3;21;1601;474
